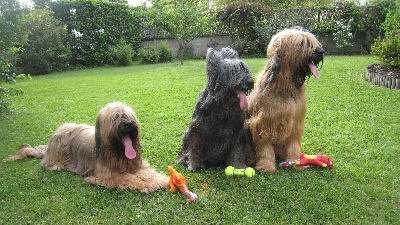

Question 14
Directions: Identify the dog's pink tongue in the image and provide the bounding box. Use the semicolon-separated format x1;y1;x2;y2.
308;64;320;79
123;136;136;159
236;90;248;110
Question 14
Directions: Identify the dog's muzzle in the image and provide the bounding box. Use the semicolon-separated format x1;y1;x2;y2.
313;47;324;66
243;76;254;95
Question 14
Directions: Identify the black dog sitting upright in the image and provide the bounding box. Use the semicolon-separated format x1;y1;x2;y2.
178;48;254;171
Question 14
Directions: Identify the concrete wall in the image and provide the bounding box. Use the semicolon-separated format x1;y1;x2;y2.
142;34;368;57
142;35;233;58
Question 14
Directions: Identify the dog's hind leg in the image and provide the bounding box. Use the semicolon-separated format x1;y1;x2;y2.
9;144;47;160
187;145;205;171
177;131;190;165
187;139;206;171
179;130;205;171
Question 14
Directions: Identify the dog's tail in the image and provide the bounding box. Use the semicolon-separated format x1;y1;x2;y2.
9;144;47;160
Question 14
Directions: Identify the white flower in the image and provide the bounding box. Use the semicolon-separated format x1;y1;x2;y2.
72;29;82;38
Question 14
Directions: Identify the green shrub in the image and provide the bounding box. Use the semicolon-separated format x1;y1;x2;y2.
211;2;271;55
371;36;400;69
309;0;397;54
139;45;160;64
0;0;27;113
253;13;293;55
111;40;133;67
332;19;354;53
139;42;174;64
371;9;400;69
50;1;142;67
158;42;173;63
213;1;389;56
16;9;71;75
0;62;26;114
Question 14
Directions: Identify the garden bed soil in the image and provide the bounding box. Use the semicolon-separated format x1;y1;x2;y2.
366;64;400;89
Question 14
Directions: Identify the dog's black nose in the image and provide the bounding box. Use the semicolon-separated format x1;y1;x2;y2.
315;47;324;55
125;122;133;127
247;76;254;89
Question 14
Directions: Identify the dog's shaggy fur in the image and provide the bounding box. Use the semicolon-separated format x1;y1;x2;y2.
245;29;324;172
178;48;254;171
10;102;168;193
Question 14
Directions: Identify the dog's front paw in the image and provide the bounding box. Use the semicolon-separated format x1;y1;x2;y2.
187;162;204;172
84;176;98;184
177;154;188;165
292;164;307;170
255;163;276;172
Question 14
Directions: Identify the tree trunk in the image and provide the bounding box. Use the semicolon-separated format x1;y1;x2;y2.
178;42;184;65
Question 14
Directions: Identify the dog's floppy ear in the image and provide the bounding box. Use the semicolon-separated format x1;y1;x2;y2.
266;52;281;84
206;48;225;92
206;48;217;65
206;48;219;77
206;48;215;57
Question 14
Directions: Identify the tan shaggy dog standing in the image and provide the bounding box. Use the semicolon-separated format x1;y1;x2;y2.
10;102;169;193
245;29;324;172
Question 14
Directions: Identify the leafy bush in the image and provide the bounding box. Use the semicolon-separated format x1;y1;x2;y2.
0;62;26;113
310;0;397;53
371;36;400;68
371;9;400;69
212;1;392;56
16;9;71;75
139;45;160;64
111;40;133;67
0;0;27;113
158;42;173;63
139;42;173;64
0;0;27;68
211;2;271;55
148;0;214;65
309;2;359;53
253;12;297;55
50;1;142;67
332;19;354;53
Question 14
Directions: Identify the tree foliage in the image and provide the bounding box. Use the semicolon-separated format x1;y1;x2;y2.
16;9;71;75
0;0;26;113
210;2;271;55
0;0;26;68
32;0;51;9
211;0;395;56
214;0;335;8
148;0;215;64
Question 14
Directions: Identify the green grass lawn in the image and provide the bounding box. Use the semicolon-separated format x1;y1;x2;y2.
1;56;399;224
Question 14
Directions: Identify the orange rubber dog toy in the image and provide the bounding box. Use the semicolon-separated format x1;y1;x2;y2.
168;166;197;202
280;153;334;168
